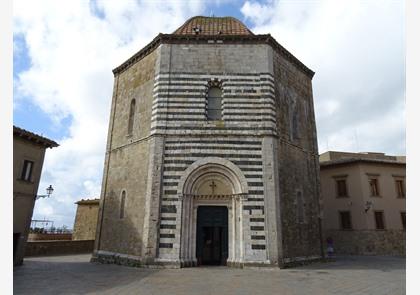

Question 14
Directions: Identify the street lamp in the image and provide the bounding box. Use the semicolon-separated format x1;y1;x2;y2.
35;185;54;200
364;200;373;213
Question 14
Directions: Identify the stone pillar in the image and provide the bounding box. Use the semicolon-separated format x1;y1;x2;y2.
142;136;165;263
230;196;236;262
262;136;282;266
239;197;244;263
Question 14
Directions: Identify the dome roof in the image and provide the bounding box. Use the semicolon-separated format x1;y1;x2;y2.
173;16;253;36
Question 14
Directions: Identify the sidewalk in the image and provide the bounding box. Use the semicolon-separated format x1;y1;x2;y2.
14;254;405;295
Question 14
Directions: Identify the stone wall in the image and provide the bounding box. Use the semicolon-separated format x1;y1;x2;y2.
25;240;94;257
73;203;99;240
95;46;159;258
28;233;72;241
272;47;322;262
324;230;405;256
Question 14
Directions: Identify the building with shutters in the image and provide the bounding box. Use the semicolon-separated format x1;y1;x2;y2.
320;151;406;255
92;16;323;268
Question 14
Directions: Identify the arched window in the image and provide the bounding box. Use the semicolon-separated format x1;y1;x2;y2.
120;191;126;219
289;101;299;141
292;108;299;139
127;99;136;135
207;87;222;120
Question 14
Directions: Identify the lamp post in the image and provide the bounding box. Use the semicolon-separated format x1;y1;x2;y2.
364;200;373;213
35;185;54;200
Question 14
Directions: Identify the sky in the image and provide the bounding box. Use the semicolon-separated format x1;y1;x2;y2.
13;0;405;228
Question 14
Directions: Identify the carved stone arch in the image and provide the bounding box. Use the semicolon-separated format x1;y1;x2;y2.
204;78;224;93
175;157;248;267
177;157;249;197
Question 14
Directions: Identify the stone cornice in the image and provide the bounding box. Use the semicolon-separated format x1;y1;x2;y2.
183;193;246;200
320;158;406;169
75;198;100;205
112;34;315;79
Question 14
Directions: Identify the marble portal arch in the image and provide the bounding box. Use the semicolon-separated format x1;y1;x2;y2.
177;157;249;266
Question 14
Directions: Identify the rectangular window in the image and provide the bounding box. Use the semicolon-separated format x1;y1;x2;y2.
369;178;380;196
336;179;348;197
374;211;385;230
396;180;405;198
401;212;406;229
21;160;34;181
339;211;352;230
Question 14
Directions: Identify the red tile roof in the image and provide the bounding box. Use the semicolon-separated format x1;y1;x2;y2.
173;16;253;36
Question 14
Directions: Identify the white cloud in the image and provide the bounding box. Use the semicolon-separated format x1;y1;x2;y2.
241;0;405;155
14;0;206;227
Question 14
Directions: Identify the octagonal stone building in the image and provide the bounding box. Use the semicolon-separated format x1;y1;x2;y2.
92;16;322;268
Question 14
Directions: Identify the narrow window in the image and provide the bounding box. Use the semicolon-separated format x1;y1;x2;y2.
292;108;299;140
396;180;405;198
21;160;34;181
339;211;352;230
369;178;380;196
120;191;126;219
128;99;136;135
336;179;348;197
401;212;406;229
296;191;305;223
207;87;222;120
374;211;385;230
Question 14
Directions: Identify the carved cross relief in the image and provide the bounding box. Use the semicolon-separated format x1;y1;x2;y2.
209;181;217;195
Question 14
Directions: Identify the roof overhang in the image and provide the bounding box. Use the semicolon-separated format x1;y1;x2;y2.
13;126;59;149
320;158;406;169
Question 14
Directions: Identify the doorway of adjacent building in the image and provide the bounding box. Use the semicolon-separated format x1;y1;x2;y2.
14;233;20;259
196;206;228;266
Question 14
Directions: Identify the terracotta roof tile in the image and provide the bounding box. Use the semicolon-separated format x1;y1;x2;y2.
13;125;59;148
174;16;253;36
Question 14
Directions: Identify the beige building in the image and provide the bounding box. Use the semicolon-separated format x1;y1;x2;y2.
92;16;323;268
13;126;58;265
72;198;100;241
320;151;405;255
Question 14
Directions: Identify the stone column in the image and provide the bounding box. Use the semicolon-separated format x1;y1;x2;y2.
230;196;236;263
262;136;282;266
142;136;165;263
239;196;244;264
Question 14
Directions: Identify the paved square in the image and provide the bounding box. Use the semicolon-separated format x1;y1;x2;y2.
14;254;405;295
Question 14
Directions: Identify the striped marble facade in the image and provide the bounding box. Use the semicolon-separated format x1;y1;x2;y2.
151;72;277;261
151;72;277;134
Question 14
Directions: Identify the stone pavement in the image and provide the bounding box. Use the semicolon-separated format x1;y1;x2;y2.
13;254;405;295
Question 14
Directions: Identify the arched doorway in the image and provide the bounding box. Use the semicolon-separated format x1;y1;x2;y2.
177;157;248;266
